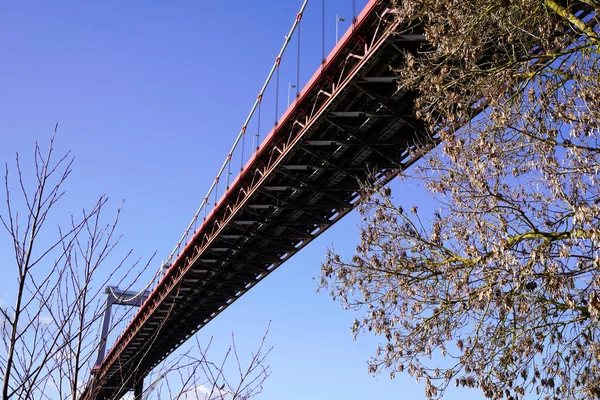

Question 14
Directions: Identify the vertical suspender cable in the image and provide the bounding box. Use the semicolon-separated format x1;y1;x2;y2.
240;131;245;171
321;0;325;63
256;101;262;151
297;17;301;97
226;154;231;189
214;178;219;206
275;64;280;124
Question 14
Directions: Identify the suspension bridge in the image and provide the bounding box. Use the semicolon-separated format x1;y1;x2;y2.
83;0;429;398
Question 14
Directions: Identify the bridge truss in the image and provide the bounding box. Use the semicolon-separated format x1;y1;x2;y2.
83;1;429;398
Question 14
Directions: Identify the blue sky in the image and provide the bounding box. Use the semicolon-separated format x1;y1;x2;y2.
0;1;486;399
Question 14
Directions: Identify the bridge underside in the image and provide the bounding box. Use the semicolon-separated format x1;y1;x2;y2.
85;3;428;398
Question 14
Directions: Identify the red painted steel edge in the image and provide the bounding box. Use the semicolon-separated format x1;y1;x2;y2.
93;0;383;384
185;0;380;246
96;0;383;381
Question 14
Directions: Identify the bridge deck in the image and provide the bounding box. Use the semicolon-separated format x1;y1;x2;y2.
84;1;427;397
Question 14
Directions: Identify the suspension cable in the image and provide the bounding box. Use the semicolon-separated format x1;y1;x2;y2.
162;0;310;268
240;130;245;171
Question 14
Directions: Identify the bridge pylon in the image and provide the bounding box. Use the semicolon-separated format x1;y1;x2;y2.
91;286;150;399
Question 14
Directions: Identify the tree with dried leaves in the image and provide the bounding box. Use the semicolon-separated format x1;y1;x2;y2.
0;132;270;399
321;1;599;399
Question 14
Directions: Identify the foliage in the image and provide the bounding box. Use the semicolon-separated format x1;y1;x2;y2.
321;1;600;398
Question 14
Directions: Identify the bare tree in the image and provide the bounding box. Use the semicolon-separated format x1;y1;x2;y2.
321;1;600;399
0;131;271;399
0;128;150;399
147;327;271;400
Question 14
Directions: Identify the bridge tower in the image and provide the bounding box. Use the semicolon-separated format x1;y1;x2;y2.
93;286;150;399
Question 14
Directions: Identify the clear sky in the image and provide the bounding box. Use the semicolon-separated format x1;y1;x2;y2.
0;1;486;399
